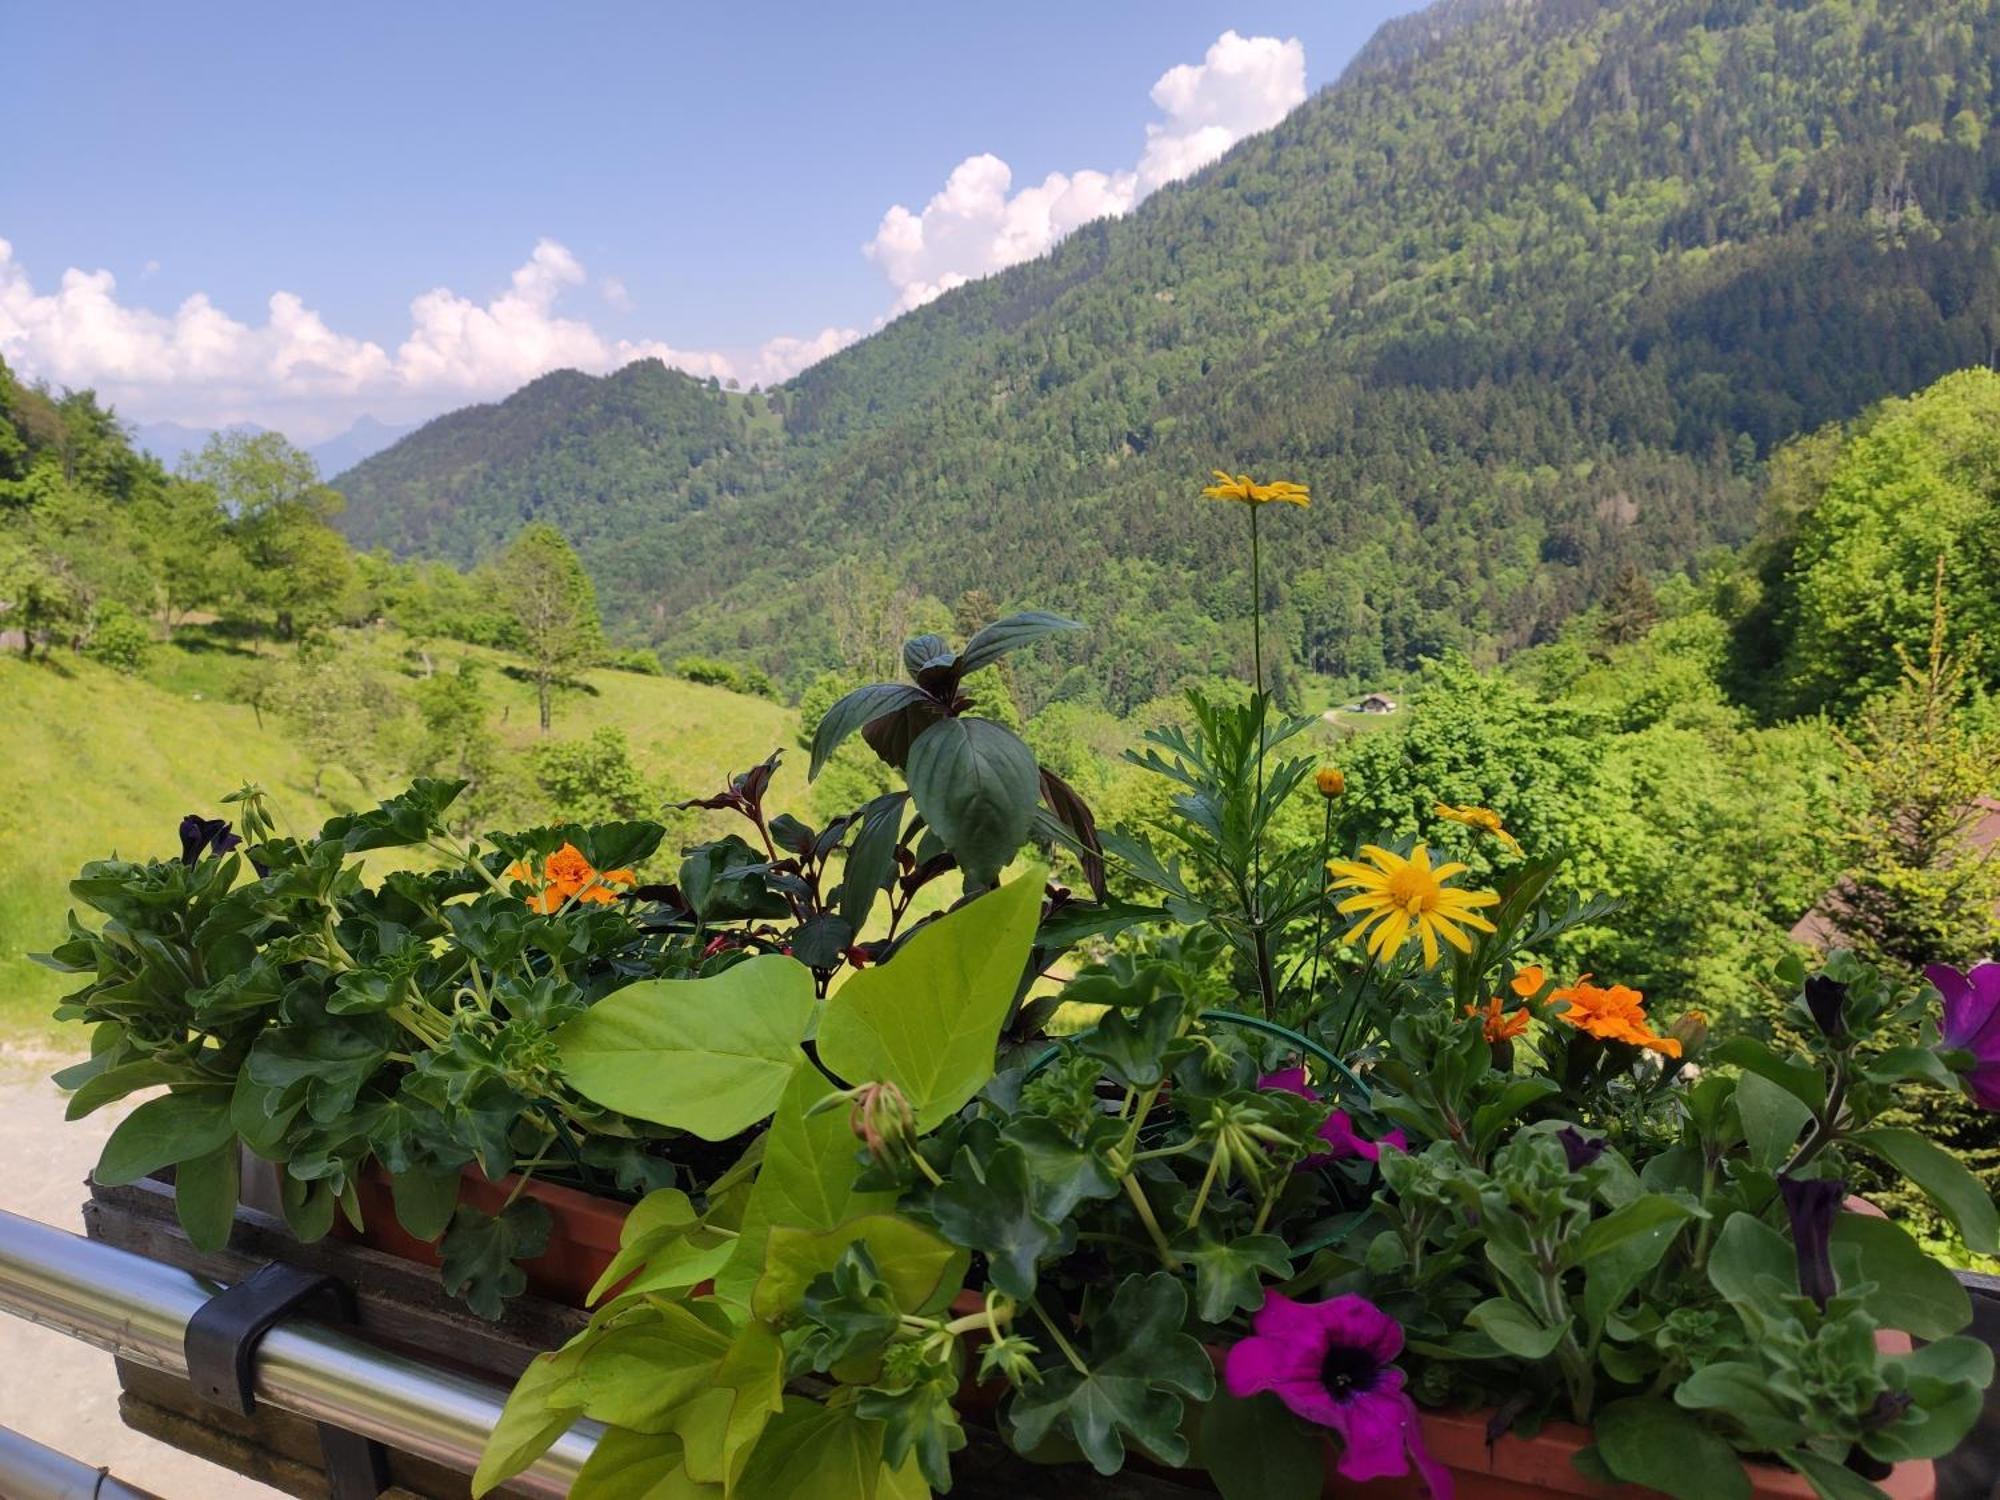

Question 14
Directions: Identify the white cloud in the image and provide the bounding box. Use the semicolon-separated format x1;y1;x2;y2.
0;235;850;437
864;30;1306;314
599;275;632;310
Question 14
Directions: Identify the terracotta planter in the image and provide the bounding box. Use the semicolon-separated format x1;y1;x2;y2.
345;1164;632;1308
1324;1396;1934;1499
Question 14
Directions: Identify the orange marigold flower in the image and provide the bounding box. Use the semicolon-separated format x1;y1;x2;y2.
1510;965;1546;998
526;845;636;912
1466;995;1532;1043
1315;766;1347;798
1549;974;1681;1057
504;858;535;884
544;843;595;894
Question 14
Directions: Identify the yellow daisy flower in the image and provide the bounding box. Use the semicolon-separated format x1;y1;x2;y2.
1202;470;1311;507
1434;802;1525;858
1326;843;1500;968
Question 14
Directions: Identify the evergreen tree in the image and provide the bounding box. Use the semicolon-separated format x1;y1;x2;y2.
1826;564;2000;971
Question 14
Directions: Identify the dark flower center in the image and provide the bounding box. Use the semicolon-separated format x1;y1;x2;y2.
1320;1343;1380;1401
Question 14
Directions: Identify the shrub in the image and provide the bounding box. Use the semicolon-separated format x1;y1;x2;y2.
83;603;152;673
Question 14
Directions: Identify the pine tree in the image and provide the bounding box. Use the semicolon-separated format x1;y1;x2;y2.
1827;560;2000;971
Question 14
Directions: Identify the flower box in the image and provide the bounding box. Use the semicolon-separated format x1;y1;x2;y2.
1332;1366;1936;1500
345;1164;633;1309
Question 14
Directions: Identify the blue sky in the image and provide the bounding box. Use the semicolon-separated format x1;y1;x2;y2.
1;2;1425;438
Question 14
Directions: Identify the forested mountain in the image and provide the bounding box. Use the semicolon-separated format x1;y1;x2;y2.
335;0;2000;711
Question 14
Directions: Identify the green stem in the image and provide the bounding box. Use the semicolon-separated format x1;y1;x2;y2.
1185;1150;1222;1231
1301;797;1336;1020
1122;1174;1182;1269
1030;1297;1090;1376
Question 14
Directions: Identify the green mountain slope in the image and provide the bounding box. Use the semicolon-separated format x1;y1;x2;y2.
334;0;2000;711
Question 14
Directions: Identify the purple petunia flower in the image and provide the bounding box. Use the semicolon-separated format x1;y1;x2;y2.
1225;1292;1453;1496
1925;963;2000;1112
1258;1069;1407;1166
177;814;240;867
1802;975;1849;1040
1556;1126;1606;1172
1779;1176;1845;1310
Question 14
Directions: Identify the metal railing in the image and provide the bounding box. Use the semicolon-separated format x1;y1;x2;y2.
0;1208;600;1498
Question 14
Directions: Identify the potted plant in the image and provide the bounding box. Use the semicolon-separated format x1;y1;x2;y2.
41;612;1116;1317
45;471;1998;1499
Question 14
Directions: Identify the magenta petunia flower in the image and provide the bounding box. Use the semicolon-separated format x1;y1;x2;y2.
1257;1069;1407;1166
1925;962;2000;1112
1225;1292;1452;1496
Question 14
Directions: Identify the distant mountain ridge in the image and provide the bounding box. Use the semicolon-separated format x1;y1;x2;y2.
135;415;412;477
333;0;2000;710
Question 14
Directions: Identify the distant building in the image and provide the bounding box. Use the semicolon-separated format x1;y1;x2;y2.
1790;797;2000;951
1356;693;1398;714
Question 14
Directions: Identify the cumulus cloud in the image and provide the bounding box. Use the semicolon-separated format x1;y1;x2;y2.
0;236;853;436
865;30;1305;314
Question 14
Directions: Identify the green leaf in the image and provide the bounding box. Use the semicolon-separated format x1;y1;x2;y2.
712;1068;895;1308
811;683;931;779
1003;1115;1123;1219
1735;1071;1814;1172
1783;1446;1895;1500
1594;1397;1750;1500
904;716;1042;886
1076;995;1182;1089
472;1346;587;1497
173;1138;241;1253
928;1140;1060;1299
1571;1195;1702;1267
1673;1361;1807;1450
64;1059;185;1120
817;867;1042;1129
1705;1214;1798;1321
549;1300;734;1429
96;1089;235;1185
389;1164;461;1243
1830;1211;1972;1339
1197;1390;1323;1500
1176;1232;1294;1323
839;793;908;933
957;611;1083;676
583;1188;700;1303
1709;1037;1826;1113
1005;1273;1214;1474
568;1430;717;1499
857;1378;966;1494
555;954;813;1140
662;1320;786;1491
1466;1298;1566;1359
1850;1126;1999;1253
439;1200;552;1321
753;1213;966;1323
735;1398;893;1500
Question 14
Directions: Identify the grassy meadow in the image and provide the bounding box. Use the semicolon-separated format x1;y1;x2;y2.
0;631;803;1040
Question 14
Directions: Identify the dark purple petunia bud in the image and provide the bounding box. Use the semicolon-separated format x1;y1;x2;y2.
1557;1126;1607;1172
1803;975;1849;1040
177;815;238;867
1779;1175;1845;1309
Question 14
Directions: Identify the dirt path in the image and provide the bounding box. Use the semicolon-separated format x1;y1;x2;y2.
0;1044;276;1498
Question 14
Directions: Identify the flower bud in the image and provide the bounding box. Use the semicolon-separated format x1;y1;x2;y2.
1315;767;1347;799
848;1080;918;1168
1803;975;1849;1040
1667;1009;1708;1058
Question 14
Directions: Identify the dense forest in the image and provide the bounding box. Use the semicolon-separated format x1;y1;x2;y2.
334;0;2000;712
